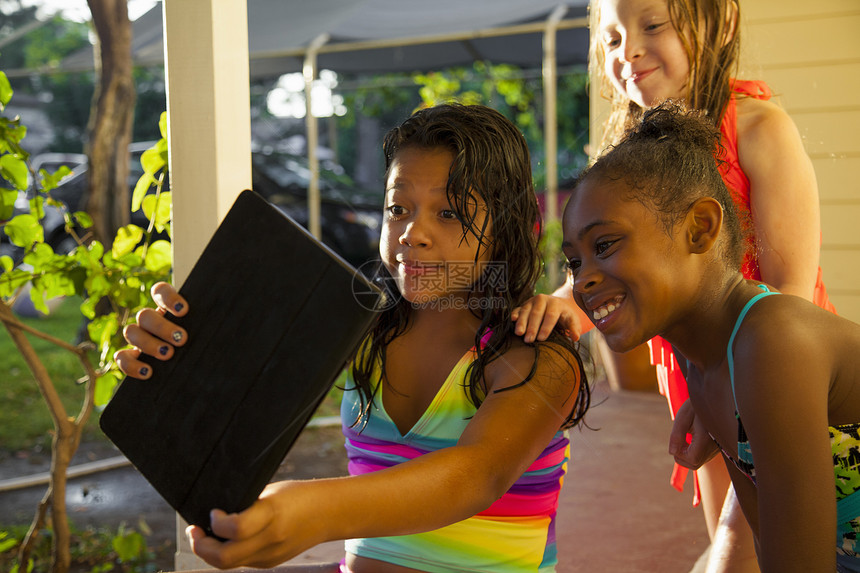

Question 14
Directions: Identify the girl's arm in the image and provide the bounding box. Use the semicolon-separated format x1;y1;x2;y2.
737;98;821;300
189;343;581;569
733;303;835;571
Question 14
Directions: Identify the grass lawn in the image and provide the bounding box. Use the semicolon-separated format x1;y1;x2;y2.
0;296;345;453
0;296;102;452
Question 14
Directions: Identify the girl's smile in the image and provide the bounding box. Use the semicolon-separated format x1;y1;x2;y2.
397;259;442;276
380;146;491;306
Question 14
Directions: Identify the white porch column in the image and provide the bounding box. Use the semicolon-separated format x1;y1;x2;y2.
161;1;252;569
542;4;567;288
163;0;252;286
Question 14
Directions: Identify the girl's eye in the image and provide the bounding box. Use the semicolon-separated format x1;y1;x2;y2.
595;239;616;256
645;21;667;32
386;204;406;218
567;258;581;273
440;209;458;220
604;35;621;48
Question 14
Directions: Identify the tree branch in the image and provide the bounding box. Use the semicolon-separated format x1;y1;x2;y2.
0;306;85;355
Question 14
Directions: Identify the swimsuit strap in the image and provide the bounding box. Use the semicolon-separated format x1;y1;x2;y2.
727;285;779;416
838;489;860;533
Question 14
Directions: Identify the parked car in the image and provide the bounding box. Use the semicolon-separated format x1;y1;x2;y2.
1;145;383;269
250;149;382;267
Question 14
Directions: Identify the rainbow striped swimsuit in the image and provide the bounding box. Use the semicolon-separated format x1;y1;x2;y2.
341;348;569;572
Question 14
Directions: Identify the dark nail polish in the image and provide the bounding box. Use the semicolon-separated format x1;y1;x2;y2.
140;367;149;376
159;346;169;356
174;302;184;313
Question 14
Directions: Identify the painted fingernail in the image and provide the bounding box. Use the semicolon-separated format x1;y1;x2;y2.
174;302;184;313
159;346;169;356
172;331;183;343
140;367;149;377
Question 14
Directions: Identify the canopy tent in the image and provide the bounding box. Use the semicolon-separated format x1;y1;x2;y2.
60;0;590;289
61;1;590;77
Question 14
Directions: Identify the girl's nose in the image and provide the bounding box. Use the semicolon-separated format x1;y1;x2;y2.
400;219;430;248
620;34;643;63
572;266;600;294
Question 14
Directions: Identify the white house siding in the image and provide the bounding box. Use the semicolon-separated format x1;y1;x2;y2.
741;0;860;323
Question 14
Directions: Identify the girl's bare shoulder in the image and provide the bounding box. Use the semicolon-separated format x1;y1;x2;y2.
733;294;856;385
734;96;800;148
484;337;582;394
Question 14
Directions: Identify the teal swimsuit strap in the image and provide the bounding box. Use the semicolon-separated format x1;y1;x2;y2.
838;489;860;533
727;285;779;417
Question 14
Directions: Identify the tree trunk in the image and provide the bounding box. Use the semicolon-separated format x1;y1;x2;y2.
85;0;135;247
49;424;77;573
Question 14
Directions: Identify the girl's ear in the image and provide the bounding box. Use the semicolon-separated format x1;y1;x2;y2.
686;197;723;254
722;0;739;47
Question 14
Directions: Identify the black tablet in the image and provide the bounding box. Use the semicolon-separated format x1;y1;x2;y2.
100;189;381;535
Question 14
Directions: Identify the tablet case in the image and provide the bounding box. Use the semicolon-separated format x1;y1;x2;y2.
99;189;381;535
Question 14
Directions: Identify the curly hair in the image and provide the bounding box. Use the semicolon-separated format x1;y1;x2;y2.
576;102;746;269
589;0;741;148
350;103;590;430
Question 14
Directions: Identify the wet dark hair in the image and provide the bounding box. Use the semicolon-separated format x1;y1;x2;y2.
576;101;745;268
350;103;589;430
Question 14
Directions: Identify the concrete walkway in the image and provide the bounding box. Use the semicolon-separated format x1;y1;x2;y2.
283;379;711;572
556;382;710;572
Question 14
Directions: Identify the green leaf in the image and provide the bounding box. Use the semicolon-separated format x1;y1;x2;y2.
0;154;29;190
28;280;48;315
29;194;44;219
0;71;12;108
158;111;168;139
0;531;18;553
84;268;110;299
143;239;172;273
140;143;166;176
94;370;121;407
4;214;43;247
116;251;143;268
87;239;104;260
87;312;119;349
0;187;17;221
0;255;12;272
111;224;144;258
38;165;72;193
111;529;144;562
131;172;154;212
23;241;54;270
79;296;97;319
142;191;171;231
72;210;93;229
0;268;31;297
0;117;27;150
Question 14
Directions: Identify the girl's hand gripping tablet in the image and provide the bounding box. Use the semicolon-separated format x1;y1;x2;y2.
114;281;189;379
